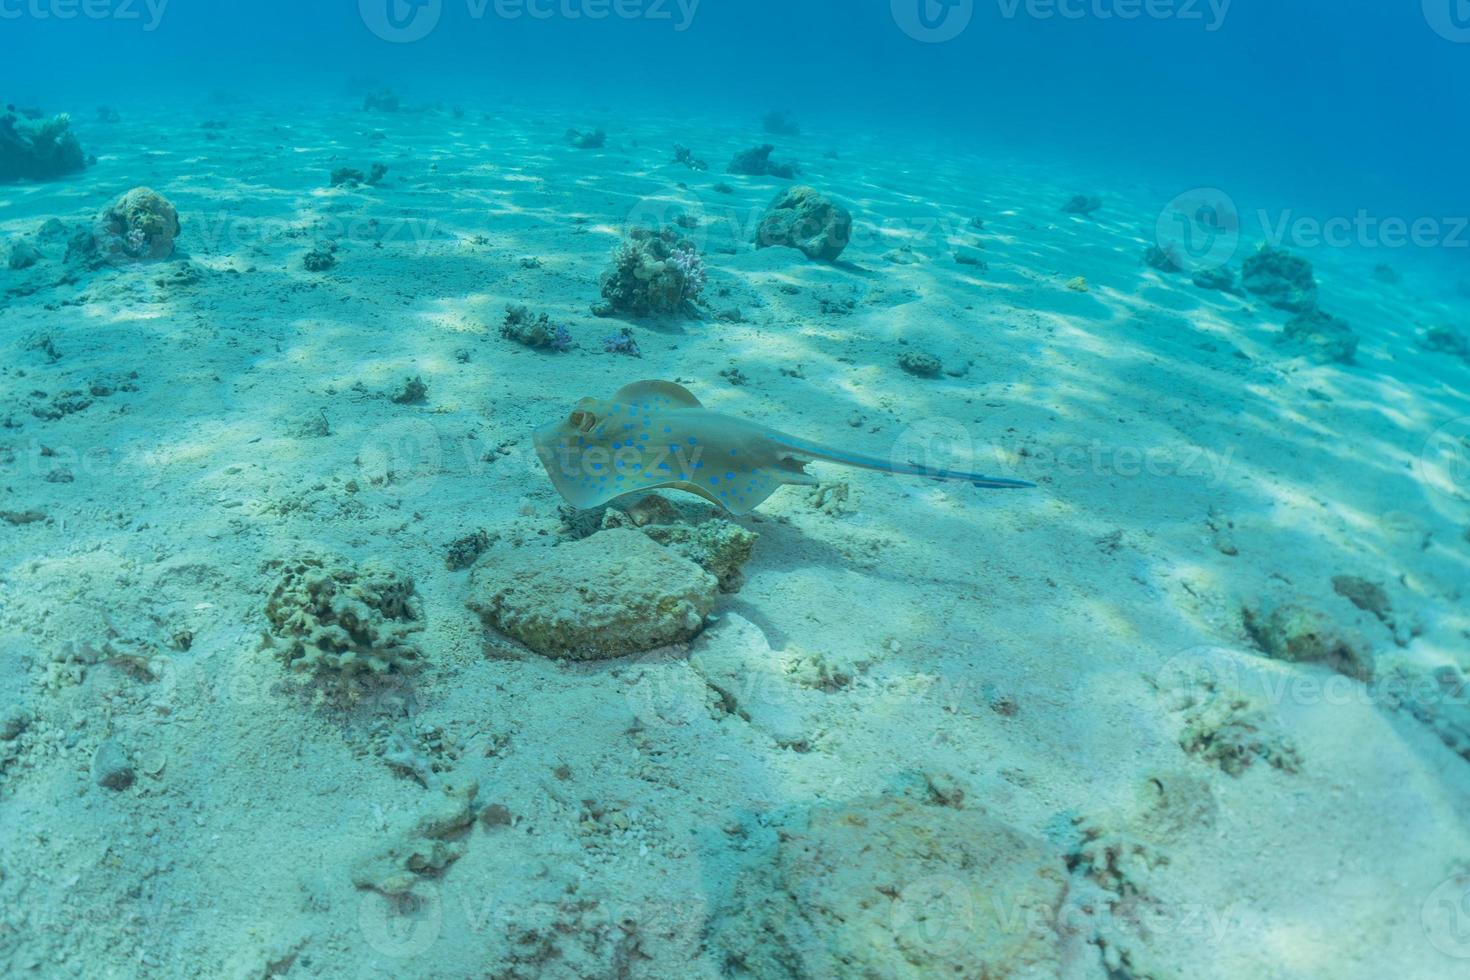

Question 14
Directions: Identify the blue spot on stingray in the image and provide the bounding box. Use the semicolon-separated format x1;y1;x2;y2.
730;449;738;456
720;491;729;499
725;472;735;480
658;463;671;471
669;445;678;453
709;478;720;486
694;462;704;470
663;426;672;434
688;437;698;445
624;423;635;431
591;463;603;471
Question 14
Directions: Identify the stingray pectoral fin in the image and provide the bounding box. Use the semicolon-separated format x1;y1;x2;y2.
534;424;613;509
613;380;703;408
639;479;727;510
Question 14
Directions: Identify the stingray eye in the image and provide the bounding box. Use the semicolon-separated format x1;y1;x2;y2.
569;410;597;434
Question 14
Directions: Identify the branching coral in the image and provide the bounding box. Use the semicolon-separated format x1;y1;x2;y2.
595;227;706;318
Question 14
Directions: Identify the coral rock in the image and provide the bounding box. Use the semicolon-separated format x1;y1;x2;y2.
1278;307;1358;364
1242;601;1373;681
264;555;425;675
754;185;852;262
1241;245;1318;313
467;529;717;660
93;187;181;263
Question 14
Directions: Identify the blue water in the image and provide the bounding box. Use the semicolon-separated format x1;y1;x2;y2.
5;5;1470;977
4;0;1465;225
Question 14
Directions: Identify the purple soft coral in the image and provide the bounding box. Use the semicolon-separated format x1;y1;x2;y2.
669;243;706;302
602;328;641;357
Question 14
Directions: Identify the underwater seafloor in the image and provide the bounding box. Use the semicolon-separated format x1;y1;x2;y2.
2;92;1470;979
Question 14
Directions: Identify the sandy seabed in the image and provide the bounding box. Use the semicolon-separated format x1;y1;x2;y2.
2;93;1470;978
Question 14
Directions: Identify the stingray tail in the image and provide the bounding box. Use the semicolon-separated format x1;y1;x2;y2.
776;437;1036;490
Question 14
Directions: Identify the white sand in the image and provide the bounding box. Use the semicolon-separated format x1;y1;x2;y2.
2;94;1469;978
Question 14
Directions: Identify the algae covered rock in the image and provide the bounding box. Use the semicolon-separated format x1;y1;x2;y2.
467;529;718;660
897;349;944;378
640;520;756;593
1241;245;1318;313
93;187;181;263
754;185;853;262
8;239;42;271
501;304;572;351
1418;325;1470;361
708;792;1066;978
728;143;799;179
1278;307;1358;364
1061;193;1102;216
0;107;87;182
264;555;425;675
1242;601;1373;681
1192;264;1239;294
565;494;759;592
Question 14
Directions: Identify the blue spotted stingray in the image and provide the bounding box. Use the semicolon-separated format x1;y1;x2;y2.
533;381;1034;516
